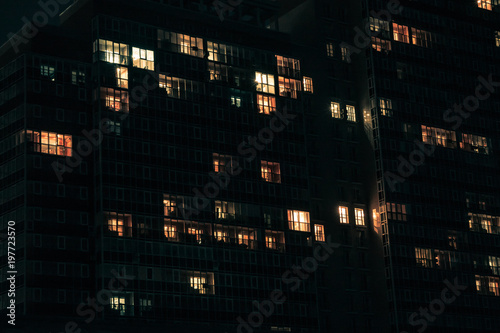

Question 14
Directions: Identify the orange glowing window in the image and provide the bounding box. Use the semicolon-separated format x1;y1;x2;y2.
26;130;72;157
314;225;325;242
101;87;129;112
371;37;392;52
116;66;128;89
106;212;132;237
287;210;310;232
392;23;410;44
477;0;492;10
164;225;177;239
411;28;432;48
278;77;301;99
355;208;365;226
261;161;281;183
303;77;313;93
255;72;275;94
257;94;277;114
339;206;349;224
421;125;456;148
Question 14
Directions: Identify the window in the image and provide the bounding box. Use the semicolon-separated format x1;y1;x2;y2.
164;224;176;239
496;31;500;47
132;47;154;70
231;96;241;107
25;130;72;157
208;62;229;81
188;272;214;294
215;201;236;219
346;105;356;122
489;256;500;275
257;94;276;114
139;297;152;316
477;0;492;10
106;212;132;237
326;42;334;57
116;67;128;89
213;153;235;173
188;227;204;242
469;213;499;234
266;234;277;249
386;203;407;221
164;194;183;216
110;296;127;315
261;161;281;183
415;247;433;268
255;72;275;94
339;206;349;224
314;224;325;242
303;77;313;93
460;133;490;154
159;30;204;57
71;70;85;85
159;74;200;100
278;77;301;99
341;47;349;62
392;23;410;43
371;37;392;52
40;65;55;81
421;125;457;148
412;28;432;48
94;39;129;65
287;210;310;232
276;55;300;77
379;98;393;116
265;231;285;251
238;231;255;247
369;17;390;36
355;208;365;226
101;87;129;112
476;275;500;296
331;102;342;118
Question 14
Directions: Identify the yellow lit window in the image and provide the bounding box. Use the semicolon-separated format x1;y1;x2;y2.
209;62;229;81
346;105;356;122
163;196;177;216
379;98;393;116
496;31;500;47
326;42;334;57
460;133;490;154
101;87;129;112
132;47;154;70
255;72;275;94
188;272;214;294
164;225;177;239
415;247;433;268
71;70;85;85
392;23;410;43
116;67;128;89
266;235;276;249
411;28;432;48
469;212;499;234
331;102;342;118
190;276;207;294
355;208;365;226
421;125;457;148
314;225;325;242
238;233;254;246
159;30;204;57
276;55;300;77
371;37;392;52
303;77;313;93
207;41;230;62
339;206;349;224
341;47;349;62
95;39;129;65
257;94;276;114
215;230;228;242
159;74;199;100
287;210;310;232
106;212;132;237
188;227;203;242
477;0;492;10
278;77;301;99
213;153;235;173
110;297;126;315
26;130;72;157
215;200;236;219
261;161;281;183
369;17;390;35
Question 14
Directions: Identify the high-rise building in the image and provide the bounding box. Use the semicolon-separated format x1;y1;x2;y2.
1;0;499;333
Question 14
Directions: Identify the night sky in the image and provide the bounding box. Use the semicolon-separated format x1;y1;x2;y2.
0;0;72;47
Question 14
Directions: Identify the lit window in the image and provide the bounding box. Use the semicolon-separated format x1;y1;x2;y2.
346;105;356;122
71;70;85;85
392;23;410;43
206;41;238;62
339;206;349;224
415;247;433;268
331;102;342;118
164;225;177;239
132;47;154;70
477;0;492;10
238;232;254;247
106;212;132;237
213;153;235;173
326;42;334;57
475;275;500;296
460;133;490;154
190;276;206;294
341;47;349;62
469;212;499;234
265;231;285;251
412;28;432;48
101;87;129;112
261;161;281;183
231;96;241;107
496;31;500;47
214;230;228;242
314;224;325;242
257;94;276;114
371;37;392;52
266;235;276;249
25;130;72;157
110;297;127;315
287;210;310;232
255;72;275;94
189;272;214;294
158;30;204;57
215;200;236;219
209;62;229;81
278;77;301;99
159;74;200;100
163;195;179;216
188;227;203;242
94;39;129;65
379;98;393;116
421;125;457;148
276;55;300;77
386;203;407;221
40;65;55;81
116;67;128;89
369;17;390;35
303;77;313;93
355;208;365;226
489;256;500;275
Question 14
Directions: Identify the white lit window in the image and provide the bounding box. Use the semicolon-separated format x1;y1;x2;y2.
231;96;241;107
188;272;214;294
255;72;275;94
314;224;325;242
303;77;313;93
331;102;342;118
71;70;85;85
346;105;356;122
95;39;129;65
40;65;55;81
339;206;348;224
355;208;365;226
190;276;207;293
110;297;126;315
215;201;236;219
287;210;310;232
116;67;128;89
132;47;154;70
